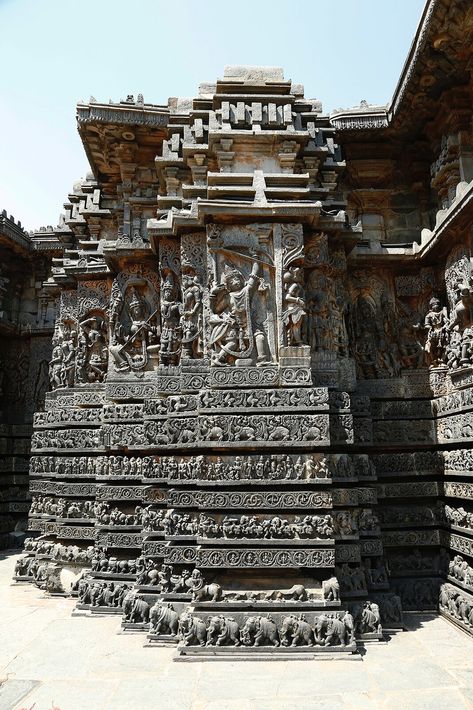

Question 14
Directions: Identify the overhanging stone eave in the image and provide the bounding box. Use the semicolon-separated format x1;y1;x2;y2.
76;101;169;184
331;0;472;137
388;0;439;119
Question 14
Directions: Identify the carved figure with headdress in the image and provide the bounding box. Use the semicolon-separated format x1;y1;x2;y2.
208;258;268;366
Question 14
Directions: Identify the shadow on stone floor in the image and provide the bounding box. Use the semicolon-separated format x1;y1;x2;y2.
0;547;24;561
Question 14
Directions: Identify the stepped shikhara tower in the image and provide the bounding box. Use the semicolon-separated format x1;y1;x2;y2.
10;1;473;655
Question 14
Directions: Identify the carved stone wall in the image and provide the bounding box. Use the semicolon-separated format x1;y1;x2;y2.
12;43;473;652
0;212;59;547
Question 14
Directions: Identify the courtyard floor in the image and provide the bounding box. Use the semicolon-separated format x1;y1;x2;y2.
1;552;473;710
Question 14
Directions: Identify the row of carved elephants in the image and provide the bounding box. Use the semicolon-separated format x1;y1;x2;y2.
74;574;403;630
439;583;473;628
122;598;379;649
14;549;423;628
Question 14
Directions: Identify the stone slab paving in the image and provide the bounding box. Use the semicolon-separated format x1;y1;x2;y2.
1;553;473;710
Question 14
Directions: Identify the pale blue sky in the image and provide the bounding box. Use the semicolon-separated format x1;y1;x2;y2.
1;0;426;230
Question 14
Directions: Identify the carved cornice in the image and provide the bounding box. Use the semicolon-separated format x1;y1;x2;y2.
330;110;389;132
76;102;168;127
0;211;32;253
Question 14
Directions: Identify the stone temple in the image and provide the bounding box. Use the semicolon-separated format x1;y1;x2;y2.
4;0;473;656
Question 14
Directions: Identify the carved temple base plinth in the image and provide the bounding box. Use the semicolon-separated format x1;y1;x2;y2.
73;605;122;616
439;609;473;639
192;600;340;610
120;622;152;633
146;635;180;646
174;642;359;661
356;631;385;643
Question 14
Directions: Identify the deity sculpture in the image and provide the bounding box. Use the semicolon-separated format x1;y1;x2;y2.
180;274;203;359
60;324;77;387
424;297;448;367
49;341;64;389
398;322;424;369
355;329;379;379
76;315;108;382
159;273;182;366
449;283;473;366
208;258;269;366
49;322;76;389
307;271;331;352
109;282;160;372
352;297;400;379
446;325;461;370
329;288;350;357
281;265;307;346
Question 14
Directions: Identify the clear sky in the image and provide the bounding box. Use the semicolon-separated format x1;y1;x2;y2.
1;0;426;231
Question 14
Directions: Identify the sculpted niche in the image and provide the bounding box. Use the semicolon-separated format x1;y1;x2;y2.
207;225;275;367
109;269;160;374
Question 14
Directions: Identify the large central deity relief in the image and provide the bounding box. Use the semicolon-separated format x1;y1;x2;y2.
207;225;276;367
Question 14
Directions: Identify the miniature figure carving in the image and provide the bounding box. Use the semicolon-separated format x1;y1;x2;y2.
123;594;150;624
159;272;182;366
179;612;207;647
322;576;340;602
264;584;308;602
49;323;77;389
181;273;203;358
281;264;307;346
241;615;280;647
424;297;448;366
449;283;473;366
359;601;382;634
280;614;314;647
206;615;241;646
189;569;222;602
449;554;473;586
76;315;108;382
